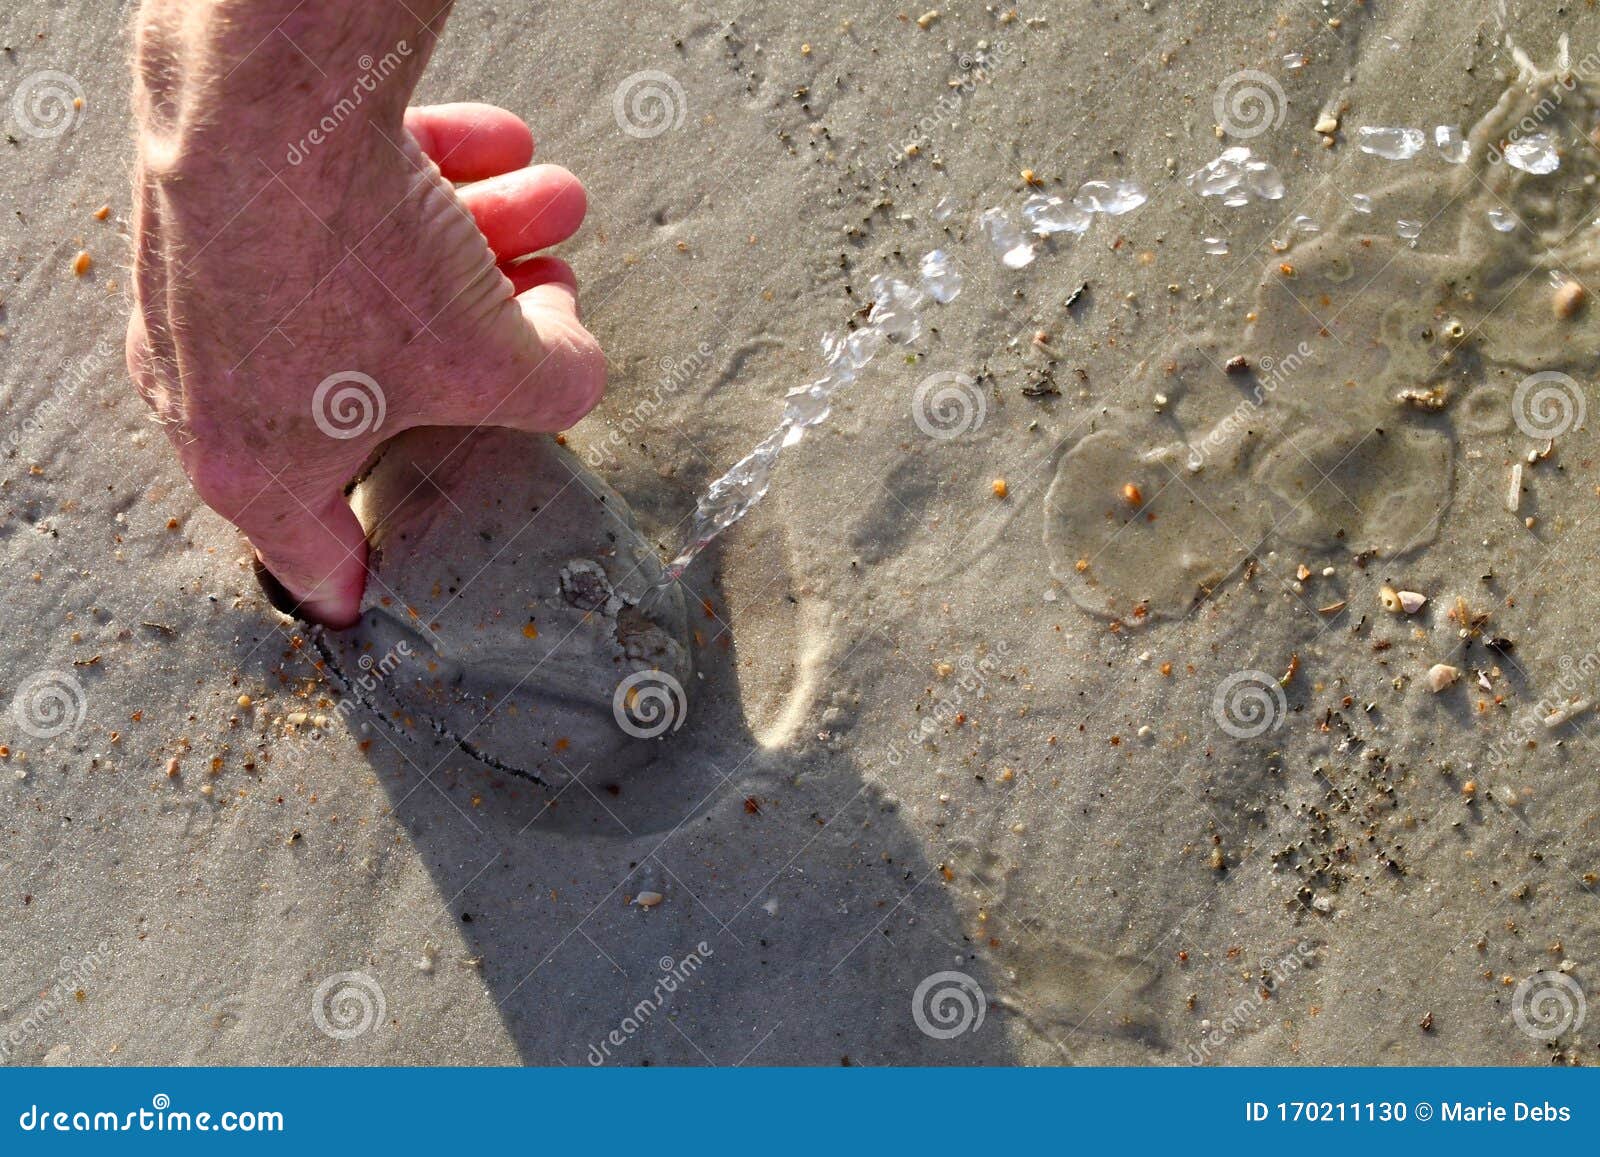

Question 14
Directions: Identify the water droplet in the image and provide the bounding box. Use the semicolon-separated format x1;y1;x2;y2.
1246;164;1285;202
1349;193;1374;214
979;207;1037;269
1185;147;1285;205
782;381;833;434
1291;214;1321;233
1073;178;1148;216
1504;131;1560;174
932;195;960;223
866;274;925;343
1486;206;1518;233
1021;192;1092;236
1356;126;1425;160
1396;218;1423;240
1282;52;1308;69
1433;125;1470;164
1203;236;1230;255
841;325;886;370
918;249;964;303
662;243;966;579
665;429;788;578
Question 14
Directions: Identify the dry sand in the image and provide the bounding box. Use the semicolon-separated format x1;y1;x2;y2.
3;0;1600;1065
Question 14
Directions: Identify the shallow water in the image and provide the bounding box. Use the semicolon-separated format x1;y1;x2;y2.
1046;42;1600;623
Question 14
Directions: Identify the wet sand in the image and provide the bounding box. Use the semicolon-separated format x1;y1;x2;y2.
2;1;1598;1065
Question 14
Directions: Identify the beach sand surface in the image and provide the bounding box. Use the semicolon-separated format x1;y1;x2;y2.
3;0;1599;1065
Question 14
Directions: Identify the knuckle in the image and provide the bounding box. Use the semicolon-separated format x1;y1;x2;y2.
125;316;181;420
559;328;608;424
184;458;252;515
124;322;159;402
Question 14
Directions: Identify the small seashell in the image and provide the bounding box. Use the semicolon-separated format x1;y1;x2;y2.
1543;698;1590;729
1379;585;1403;613
1425;663;1460;693
634;891;664;908
1395;385;1448;411
1397;590;1427;614
1507;463;1523;513
1554;280;1587;319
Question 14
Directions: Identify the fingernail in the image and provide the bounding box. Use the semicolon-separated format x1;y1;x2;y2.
252;554;309;619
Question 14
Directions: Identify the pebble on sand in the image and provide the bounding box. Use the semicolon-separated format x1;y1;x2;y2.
1553;280;1587;319
1426;663;1460;693
1380;586;1428;614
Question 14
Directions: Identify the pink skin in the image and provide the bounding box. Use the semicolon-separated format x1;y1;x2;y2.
127;2;605;627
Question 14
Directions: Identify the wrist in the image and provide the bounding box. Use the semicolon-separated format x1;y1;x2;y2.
133;1;441;174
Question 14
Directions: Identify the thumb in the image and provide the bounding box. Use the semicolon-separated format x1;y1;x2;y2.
240;489;369;629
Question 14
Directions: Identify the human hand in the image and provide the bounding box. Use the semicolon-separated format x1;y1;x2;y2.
127;4;605;627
